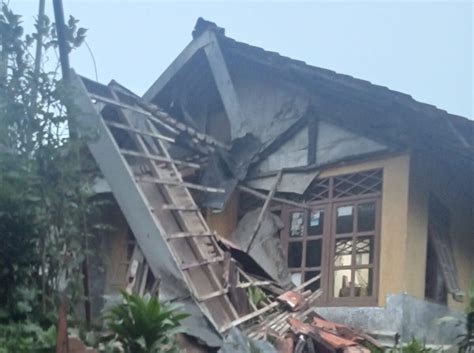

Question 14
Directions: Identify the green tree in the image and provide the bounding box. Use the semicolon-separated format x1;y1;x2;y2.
0;2;100;328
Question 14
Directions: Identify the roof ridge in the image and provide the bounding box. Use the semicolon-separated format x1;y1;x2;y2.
192;17;225;39
206;20;470;122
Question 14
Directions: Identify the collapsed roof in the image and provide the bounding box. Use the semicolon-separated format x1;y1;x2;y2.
69;17;471;352
144;18;473;172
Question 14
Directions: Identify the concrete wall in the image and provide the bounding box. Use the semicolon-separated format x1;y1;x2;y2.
316;293;465;345
319;154;412;306
205;150;473;313
406;153;474;310
208;153;413;306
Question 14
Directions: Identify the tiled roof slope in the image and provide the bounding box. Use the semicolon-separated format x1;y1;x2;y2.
194;18;473;162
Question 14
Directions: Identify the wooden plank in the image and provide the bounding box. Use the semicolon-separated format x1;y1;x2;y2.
136;175;225;193
246;170;283;252
221;274;322;331
105;120;175;143
141;102;230;151
89;91;180;135
197;288;229;301
147;134;241;324
129;103;240;327
120;149;201;169
73;70;241;334
222;297;280;331
181;257;224;270
162;204;200;212
238;185;311;210
204;32;245;132
167;231;215;239
138;263;149;296
143;30;213;102
237;281;272;289
91;93;152;117
69;71;184;292
125;246;145;294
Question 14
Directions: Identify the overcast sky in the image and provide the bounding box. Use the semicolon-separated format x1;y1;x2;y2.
11;1;474;119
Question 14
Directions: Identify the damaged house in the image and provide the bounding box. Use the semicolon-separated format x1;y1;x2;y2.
71;19;474;349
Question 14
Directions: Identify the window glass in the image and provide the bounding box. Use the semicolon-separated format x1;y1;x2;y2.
336;206;353;234
287;242;303;268
355;237;373;265
334;238;352;266
304;271;321;292
305;239;322;267
354;268;372;296
334;269;351;297
357;202;376;232
290;211;304;238
308;210;324;235
282;169;382;302
291;272;302;286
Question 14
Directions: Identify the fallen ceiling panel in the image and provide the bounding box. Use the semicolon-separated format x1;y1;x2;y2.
246;171;319;195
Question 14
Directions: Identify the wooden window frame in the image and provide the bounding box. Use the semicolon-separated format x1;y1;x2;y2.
327;196;381;306
281;205;330;293
281;169;383;306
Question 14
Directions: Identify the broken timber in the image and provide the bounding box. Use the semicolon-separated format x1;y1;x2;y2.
246;170;283;252
70;71;241;332
69;71;327;338
238;185;311;210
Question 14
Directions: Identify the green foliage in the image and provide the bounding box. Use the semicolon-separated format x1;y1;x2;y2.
457;281;474;353
103;291;189;353
246;286;267;308
0;321;56;353
362;340;385;353
466;281;474;315
0;2;106;329
0;172;41;320
401;338;432;353
437;281;474;352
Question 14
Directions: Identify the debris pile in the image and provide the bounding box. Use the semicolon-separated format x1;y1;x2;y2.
228;277;383;353
71;73;383;353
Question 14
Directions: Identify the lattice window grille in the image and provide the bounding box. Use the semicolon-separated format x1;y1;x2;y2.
333;169;382;198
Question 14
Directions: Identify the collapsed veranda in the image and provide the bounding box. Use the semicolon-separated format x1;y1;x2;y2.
71;19;474;348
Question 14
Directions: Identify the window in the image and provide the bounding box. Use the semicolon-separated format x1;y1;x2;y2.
285;209;325;292
282;169;382;305
332;200;377;300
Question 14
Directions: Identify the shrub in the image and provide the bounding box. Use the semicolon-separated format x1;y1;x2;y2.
103;291;189;353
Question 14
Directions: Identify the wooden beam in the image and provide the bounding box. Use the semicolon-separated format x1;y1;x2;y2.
307;116;318;165
105;120;175;143
204;32;245;133
120;149;201;169
69;70;183;287
221;274;321;331
143;31;213;102
135;175;225;193
89;92;180;135
238;185;311;210
246;170;283;252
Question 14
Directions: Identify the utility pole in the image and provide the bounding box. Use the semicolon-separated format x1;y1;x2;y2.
52;0;70;81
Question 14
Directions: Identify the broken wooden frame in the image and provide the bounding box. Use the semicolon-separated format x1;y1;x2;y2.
69;71;325;335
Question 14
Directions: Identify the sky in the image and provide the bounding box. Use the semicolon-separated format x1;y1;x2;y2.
9;0;474;119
